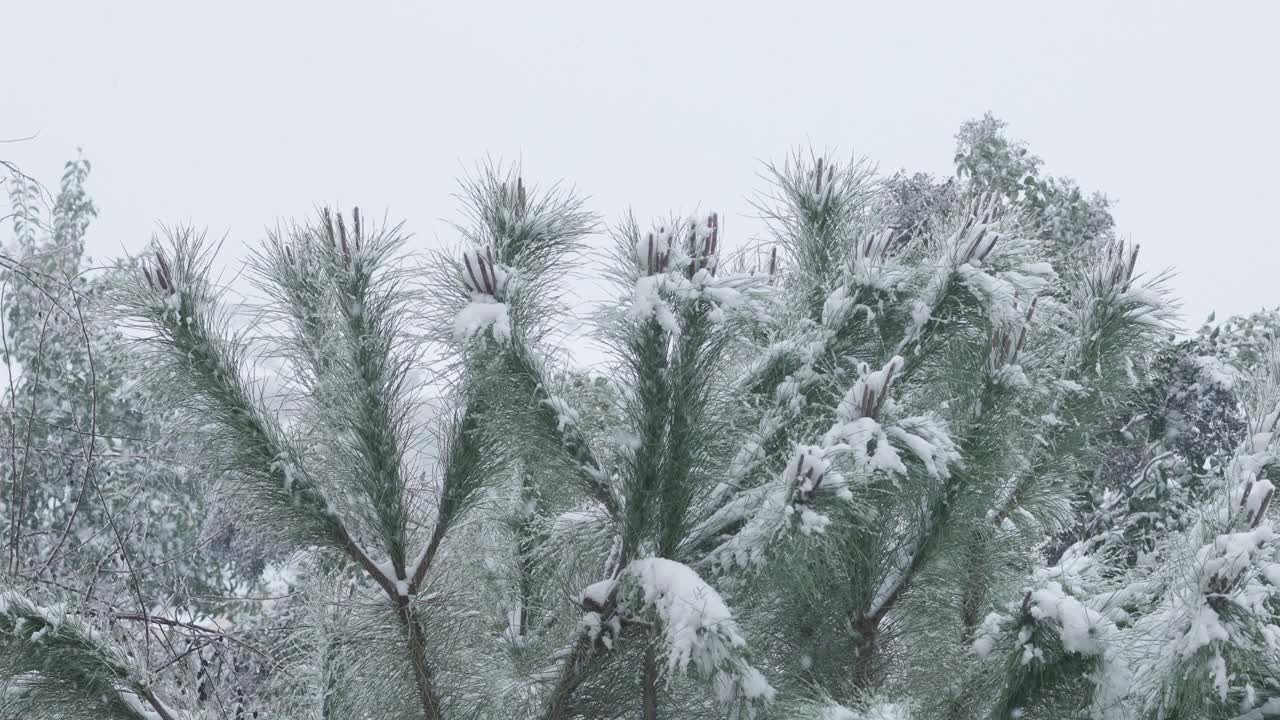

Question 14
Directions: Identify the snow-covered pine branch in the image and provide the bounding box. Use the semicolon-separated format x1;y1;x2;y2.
0;590;180;720
110;219;471;719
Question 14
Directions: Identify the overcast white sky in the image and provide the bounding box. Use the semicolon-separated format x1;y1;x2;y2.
4;0;1278;331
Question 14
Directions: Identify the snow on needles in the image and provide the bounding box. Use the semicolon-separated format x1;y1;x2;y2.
622;557;776;709
704;356;960;571
966;394;1280;717
454;300;511;344
1026;581;1109;658
816;701;914;720
453;246;512;344
628;214;771;333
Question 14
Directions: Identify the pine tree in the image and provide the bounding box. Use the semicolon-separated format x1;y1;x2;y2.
1;125;1277;720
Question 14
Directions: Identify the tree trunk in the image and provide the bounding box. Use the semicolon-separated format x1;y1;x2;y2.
959;532;989;636
397;598;442;720
853;614;880;688
642;644;659;720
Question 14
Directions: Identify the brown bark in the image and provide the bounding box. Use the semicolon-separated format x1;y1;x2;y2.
542;632;595;720
398;596;443;720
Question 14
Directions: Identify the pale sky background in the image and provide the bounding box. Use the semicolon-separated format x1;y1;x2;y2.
3;0;1278;336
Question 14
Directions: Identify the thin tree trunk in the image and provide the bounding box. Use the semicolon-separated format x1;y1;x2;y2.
853;614;879;688
516;468;536;639
959;532;989;635
642;644;659;720
397;597;443;720
542;634;592;720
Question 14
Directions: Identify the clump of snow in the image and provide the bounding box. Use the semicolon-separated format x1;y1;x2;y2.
1236;697;1280;719
825;411;958;483
973;611;1010;658
162;290;184;318
993;364;1029;387
1026;581;1108;657
824;417;907;477
1237;478;1275;531
835;356;903;423
454;246;513;343
578;578;618;610
622;557;775;709
625;558;740;674
453;297;511;344
816;701;914;720
798;507;831;535
580;610;603;643
820;706;859;720
630;274;682;334
725;421;781;487
1118;287;1165;312
786;445;828;501
260;560;302;610
848;228;910;292
965;262;1054;331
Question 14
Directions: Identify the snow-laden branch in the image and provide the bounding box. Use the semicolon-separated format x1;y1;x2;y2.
701;356;960;571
